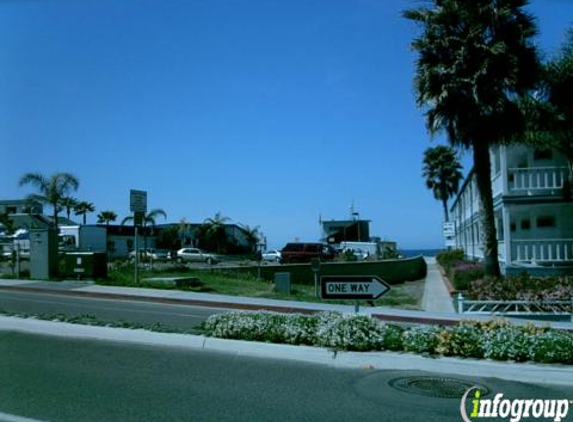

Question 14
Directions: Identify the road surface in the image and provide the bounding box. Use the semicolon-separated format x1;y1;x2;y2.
0;332;571;422
0;289;222;332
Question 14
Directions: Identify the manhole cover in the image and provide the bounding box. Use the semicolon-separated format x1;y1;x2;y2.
388;376;489;399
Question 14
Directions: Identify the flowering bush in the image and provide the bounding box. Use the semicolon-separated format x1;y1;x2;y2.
436;322;484;358
203;312;573;365
481;326;535;362
436;249;465;271
401;326;440;353
317;314;385;351
450;263;485;291
528;331;573;364
468;273;573;301
381;324;404;351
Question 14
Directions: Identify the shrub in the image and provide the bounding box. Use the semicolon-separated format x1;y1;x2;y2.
436;249;465;271
316;314;385;351
381;324;404;351
436;322;484;358
402;326;440;354
468;273;573;301
450;263;485;291
528;331;573;364
482;326;534;362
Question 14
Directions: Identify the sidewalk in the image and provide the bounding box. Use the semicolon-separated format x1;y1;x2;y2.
1;264;571;330
421;257;456;313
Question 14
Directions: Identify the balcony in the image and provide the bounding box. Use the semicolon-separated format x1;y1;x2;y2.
508;167;568;195
512;239;573;264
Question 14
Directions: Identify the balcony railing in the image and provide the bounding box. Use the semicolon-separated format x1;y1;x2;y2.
513;239;573;263
508;167;568;193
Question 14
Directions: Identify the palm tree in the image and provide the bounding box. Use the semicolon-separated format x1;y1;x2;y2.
19;172;80;228
422;145;463;222
240;224;260;253
60;196;78;221
404;0;539;277
122;208;167;255
74;201;95;225
201;212;230;254
97;210;118;226
521;28;573;199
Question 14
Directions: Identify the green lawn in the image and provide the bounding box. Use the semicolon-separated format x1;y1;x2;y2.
104;265;425;310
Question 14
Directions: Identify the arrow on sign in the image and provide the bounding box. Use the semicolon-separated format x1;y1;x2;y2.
321;276;391;300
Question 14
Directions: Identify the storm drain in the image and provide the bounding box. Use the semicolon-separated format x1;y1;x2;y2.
388;376;490;399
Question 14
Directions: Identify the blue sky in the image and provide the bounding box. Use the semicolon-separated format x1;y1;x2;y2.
1;0;571;249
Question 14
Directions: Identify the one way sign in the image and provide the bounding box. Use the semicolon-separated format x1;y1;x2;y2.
321;276;391;300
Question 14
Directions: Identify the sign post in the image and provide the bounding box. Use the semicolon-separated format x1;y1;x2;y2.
320;275;391;313
311;258;321;298
130;190;147;284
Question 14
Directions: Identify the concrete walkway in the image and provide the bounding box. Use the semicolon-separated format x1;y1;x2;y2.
421;257;455;313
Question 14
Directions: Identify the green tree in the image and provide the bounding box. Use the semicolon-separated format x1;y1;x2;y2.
74;201;96;225
0;212;15;235
97;210;118;226
239;224;260;253
404;0;539;277
19;172;80;228
122;208;168;256
199;212;230;254
422;145;463;222
520;28;573;199
60;196;78;221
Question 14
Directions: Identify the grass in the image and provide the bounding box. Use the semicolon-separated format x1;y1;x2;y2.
103;264;425;310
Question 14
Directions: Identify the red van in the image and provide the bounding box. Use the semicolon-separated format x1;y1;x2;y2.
280;243;337;264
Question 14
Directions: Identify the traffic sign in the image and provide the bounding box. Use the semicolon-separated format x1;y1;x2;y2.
130;189;147;213
321;276;390;300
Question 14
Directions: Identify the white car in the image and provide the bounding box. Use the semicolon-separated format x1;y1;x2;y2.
176;248;217;264
261;249;281;262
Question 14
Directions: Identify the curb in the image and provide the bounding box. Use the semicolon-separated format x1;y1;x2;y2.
1;315;572;387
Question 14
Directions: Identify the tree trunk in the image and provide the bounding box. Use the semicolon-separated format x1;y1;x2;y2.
472;141;501;278
442;198;449;222
52;205;58;229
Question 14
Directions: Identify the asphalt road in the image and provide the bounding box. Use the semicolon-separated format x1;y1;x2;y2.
0;290;223;332
0;332;571;422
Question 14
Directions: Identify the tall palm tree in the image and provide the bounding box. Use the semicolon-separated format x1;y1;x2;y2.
201;212;230;254
122;208;167;254
404;0;539;277
19;172;80;228
74;201;95;225
60;196;78;221
422;145;463;222
521;28;573;198
97;210;118;226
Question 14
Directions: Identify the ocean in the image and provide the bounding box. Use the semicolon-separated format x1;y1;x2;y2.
399;249;442;258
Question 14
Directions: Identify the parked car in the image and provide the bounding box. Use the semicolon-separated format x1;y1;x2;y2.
129;248;170;261
261;249;281;262
280;243;337;264
176;248;218;264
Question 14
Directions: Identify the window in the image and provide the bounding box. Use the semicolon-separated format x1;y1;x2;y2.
510;223;516;232
520;219;530;230
6;206;16;214
534;149;553;161
536;216;556;228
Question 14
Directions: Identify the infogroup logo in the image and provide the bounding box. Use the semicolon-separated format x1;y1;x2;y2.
460;387;572;422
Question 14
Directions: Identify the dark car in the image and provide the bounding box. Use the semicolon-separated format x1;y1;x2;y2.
280;243;337;264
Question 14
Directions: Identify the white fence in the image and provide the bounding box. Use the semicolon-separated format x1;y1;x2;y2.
513;239;573;263
508;166;568;192
457;293;573;321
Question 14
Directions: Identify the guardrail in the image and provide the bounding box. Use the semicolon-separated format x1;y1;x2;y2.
457;293;573;322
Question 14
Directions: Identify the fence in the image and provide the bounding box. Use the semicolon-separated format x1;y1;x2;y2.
457;293;573;322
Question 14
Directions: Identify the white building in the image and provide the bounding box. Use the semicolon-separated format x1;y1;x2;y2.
450;145;573;275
